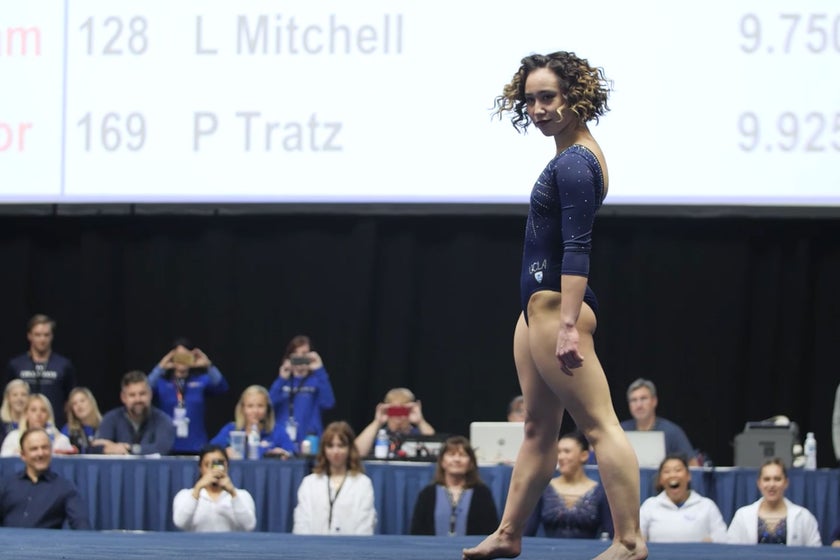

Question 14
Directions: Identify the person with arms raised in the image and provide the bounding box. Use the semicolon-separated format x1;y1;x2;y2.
148;338;230;454
173;444;256;532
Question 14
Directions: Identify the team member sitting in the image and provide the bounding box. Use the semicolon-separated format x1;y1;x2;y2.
639;454;727;542
172;444;256;532
293;421;376;535
525;431;612;539
727;458;821;547
0;427;90;529
410;435;498;536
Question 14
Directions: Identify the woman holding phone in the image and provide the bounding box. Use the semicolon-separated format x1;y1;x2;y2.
172;444;257;532
269;335;336;452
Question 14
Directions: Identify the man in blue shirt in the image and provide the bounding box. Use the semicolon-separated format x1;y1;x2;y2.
0;427;90;529
93;370;175;455
620;378;699;466
6;314;77;427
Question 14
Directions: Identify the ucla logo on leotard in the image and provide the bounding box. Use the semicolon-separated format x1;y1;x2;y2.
529;259;547;283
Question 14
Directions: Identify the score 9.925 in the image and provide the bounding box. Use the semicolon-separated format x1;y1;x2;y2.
737;111;840;152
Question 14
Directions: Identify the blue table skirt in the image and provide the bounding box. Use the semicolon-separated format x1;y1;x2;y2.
0;457;837;543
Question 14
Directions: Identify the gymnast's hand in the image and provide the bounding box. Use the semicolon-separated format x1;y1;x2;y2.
555;325;583;375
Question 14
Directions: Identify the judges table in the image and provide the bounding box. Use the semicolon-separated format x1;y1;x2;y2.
0;457;837;542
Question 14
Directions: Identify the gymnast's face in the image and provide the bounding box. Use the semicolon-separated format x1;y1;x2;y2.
658;458;690;504
524;68;573;137
757;463;788;505
556;437;588;478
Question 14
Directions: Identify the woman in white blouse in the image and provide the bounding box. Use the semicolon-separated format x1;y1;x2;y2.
293;420;376;535
727;458;821;547
172;444;257;532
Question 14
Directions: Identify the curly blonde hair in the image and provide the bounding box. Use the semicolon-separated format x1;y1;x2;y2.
493;51;611;133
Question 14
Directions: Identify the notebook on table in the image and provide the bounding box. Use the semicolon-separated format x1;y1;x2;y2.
624;430;666;468
469;421;524;464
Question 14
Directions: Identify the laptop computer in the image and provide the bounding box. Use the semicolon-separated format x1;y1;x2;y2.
624;430;666;468
469;421;524;464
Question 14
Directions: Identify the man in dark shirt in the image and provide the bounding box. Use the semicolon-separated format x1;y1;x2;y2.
6;314;77;427
93;370;175;455
0;427;90;529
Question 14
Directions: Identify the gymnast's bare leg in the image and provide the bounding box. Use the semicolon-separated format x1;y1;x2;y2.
463;294;647;560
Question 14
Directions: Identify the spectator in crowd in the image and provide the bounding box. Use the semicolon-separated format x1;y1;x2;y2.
6;314;76;427
0;379;29;436
507;395;526;422
355;387;435;457
93;370;175;455
269;335;335;453
1;394;74;457
210;385;293;459
525;431;611;539
148;338;230;454
410;435;498;536
172;444;256;532
727;458;821;547
621;378;698;466
293;420;376;535
61;387;102;453
0;427;90;529
639;454;726;543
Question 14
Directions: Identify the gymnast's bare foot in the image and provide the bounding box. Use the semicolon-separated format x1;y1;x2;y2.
462;531;521;560
592;537;648;560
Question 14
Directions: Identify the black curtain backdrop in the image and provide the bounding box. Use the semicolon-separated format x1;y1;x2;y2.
0;212;837;467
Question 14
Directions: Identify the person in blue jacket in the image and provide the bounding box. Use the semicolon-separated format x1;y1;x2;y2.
148;338;230;454
211;385;294;459
269;335;335;452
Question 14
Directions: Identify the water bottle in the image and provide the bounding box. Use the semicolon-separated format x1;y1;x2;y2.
803;432;817;470
247;424;261;460
374;428;389;459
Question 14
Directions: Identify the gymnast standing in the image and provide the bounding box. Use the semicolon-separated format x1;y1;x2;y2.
463;51;647;560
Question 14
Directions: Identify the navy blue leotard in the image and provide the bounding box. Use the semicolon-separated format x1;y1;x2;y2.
520;144;604;323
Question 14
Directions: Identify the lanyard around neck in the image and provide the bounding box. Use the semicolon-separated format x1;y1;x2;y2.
445;486;463;536
327;473;347;529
